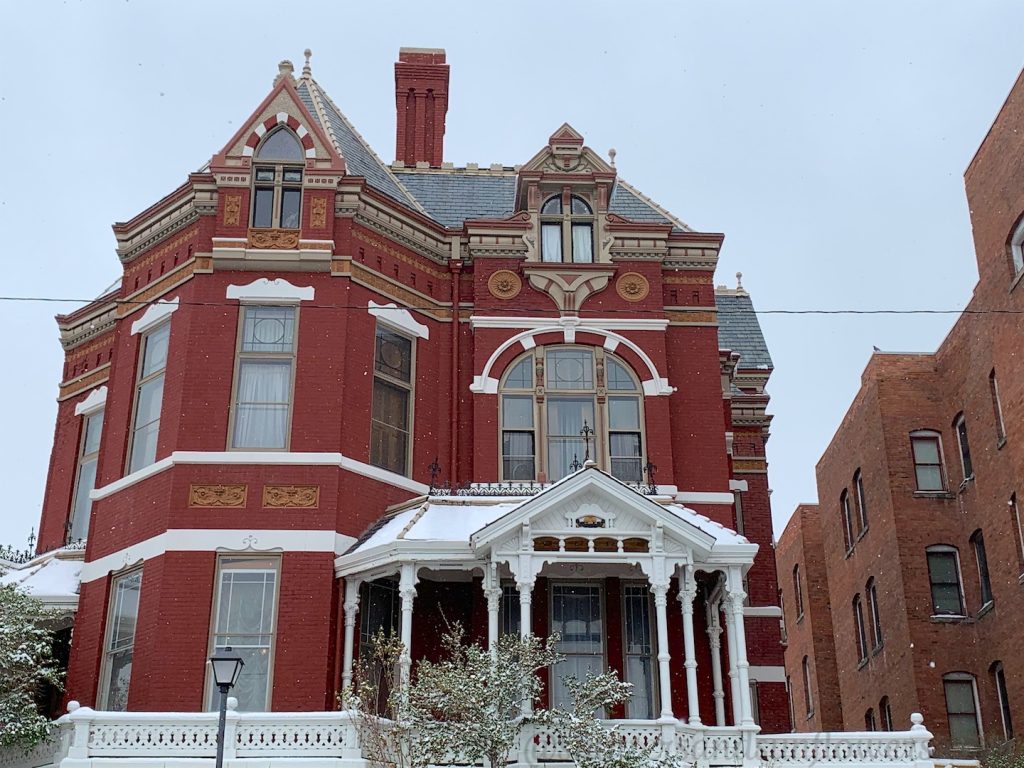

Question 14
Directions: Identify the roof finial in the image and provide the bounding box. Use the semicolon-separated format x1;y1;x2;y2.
608;148;617;166
736;271;744;290
275;59;294;86
303;49;312;77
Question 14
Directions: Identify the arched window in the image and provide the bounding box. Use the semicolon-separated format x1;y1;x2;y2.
792;564;804;620
853;469;868;534
910;430;946;491
840;489;854;553
499;346;644;483
865;708;876;731
252;127;304;229
853;594;868;663
943;672;983;748
540;194;594;263
970;530;993;608
879;696;894;731
866;577;883;649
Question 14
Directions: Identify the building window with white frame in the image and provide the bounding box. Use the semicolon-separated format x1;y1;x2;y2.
943;672;983;748
954;413;973;481
926;545;965;617
500;584;521;637
370;323;415;475
231;305;297;449
551;583;604;712
68;407;104;542
969;530;993;609
853;594;868;664
853;469;868;534
910;431;946;492
802;655;814;718
989;370;1006;443
866;577;883;650
100;569;142;711
540;194;594;263
1009;217;1024;277
499;346;645;483
792;564;804;621
251;128;304;229
128;322;170;473
208;557;279;712
991;661;1014;740
880;696;894;731
621;584;656;719
840;489;855;552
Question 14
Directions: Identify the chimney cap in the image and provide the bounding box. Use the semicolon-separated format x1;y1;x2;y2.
398;47;447;64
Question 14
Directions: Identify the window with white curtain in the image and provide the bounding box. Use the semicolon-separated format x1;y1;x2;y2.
128;323;170;472
499;346;645;483
622;584;656;719
69;408;104;542
251;128;304;229
208;557;279;712
231;306;297;450
370;323;414;475
539;194;594;263
100;569;142;711
551;584;604;713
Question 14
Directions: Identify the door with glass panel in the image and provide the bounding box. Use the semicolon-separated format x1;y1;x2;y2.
622;584;657;718
551;584;605;711
209;558;278;711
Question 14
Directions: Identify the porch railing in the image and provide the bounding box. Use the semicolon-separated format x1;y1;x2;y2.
0;703;952;768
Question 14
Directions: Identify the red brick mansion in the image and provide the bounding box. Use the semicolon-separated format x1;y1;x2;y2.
17;47;793;745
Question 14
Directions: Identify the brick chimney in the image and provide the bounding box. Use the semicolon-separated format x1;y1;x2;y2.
395;48;449;167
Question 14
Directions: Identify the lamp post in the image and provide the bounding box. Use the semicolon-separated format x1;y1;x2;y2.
209;647;244;768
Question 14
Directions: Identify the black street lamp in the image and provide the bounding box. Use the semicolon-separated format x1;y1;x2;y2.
209;647;244;768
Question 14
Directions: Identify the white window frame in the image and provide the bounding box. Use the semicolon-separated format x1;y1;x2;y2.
910;430;947;492
68;407;104;543
942;672;984;749
370;321;416;477
127;321;171;473
206;556;281;712
1009;217;1024;277
98;568;143;711
620;581;658;719
926;545;966;618
228;304;299;451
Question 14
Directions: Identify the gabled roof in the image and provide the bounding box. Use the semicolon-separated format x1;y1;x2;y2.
716;290;773;370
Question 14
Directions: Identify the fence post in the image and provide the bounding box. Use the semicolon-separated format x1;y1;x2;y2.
909;713;934;768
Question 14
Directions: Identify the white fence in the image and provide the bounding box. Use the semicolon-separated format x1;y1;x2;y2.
0;704;947;768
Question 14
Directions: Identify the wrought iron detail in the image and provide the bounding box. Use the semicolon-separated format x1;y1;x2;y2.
568;454;583;473
427;457;442;494
431;481;550;498
642;459;658;494
580;420;595;462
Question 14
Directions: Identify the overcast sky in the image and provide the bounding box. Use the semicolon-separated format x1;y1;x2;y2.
0;1;1020;551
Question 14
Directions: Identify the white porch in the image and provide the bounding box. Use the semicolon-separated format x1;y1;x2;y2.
335;467;760;727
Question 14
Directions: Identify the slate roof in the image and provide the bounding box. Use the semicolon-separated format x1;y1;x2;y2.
394;171;517;228
715;292;773;370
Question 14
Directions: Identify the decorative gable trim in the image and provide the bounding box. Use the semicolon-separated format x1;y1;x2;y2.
130;298;178;336
74;386;108;416
368;300;430;340
242;111;317;159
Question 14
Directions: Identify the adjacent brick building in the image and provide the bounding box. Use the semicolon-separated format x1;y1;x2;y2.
778;68;1024;753
21;49;789;730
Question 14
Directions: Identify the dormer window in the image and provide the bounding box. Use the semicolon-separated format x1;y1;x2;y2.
252;128;304;229
541;194;594;263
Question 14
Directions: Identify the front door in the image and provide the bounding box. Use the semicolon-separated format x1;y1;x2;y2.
550;583;605;711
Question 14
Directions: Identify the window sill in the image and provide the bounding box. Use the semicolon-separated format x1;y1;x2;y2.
805;711;815;722
845;547;855;559
796;614;805;625
856;657;869;671
929;614;969;624
957;475;975;495
871;642;884;656
913;491;955;499
856;527;869;543
977;601;994;619
997;436;1007;451
1010;267;1024;294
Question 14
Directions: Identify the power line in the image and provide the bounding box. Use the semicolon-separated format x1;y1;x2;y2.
0;295;1019;316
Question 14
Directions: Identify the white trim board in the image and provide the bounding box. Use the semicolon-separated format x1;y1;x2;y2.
469;315;670;332
80;529;357;583
130;298;179;336
226;278;315;303
74;386;108;416
747;665;787;684
369;301;430;339
744;606;783;618
90;451;430;501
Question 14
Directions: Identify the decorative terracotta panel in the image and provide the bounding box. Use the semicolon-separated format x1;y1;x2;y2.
310;197;327;229
189;484;248;508
262;485;320;508
224;195;242;226
487;269;522;300
248;228;300;250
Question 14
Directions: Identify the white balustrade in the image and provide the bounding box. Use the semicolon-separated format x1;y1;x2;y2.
0;722;71;768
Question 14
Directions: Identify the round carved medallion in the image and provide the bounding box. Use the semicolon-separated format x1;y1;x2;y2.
616;272;650;302
488;269;522;300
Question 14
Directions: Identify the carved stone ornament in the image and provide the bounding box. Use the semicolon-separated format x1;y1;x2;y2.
523;266;614;313
487;269;522;300
310;197;327;229
189;484;247;508
223;195;242;227
263;484;320;508
616;272;650;302
248;228;300;250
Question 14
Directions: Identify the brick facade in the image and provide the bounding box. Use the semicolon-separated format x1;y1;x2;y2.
778;69;1024;753
33;50;787;728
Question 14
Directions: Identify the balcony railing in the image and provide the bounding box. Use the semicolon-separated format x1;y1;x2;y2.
0;703;950;768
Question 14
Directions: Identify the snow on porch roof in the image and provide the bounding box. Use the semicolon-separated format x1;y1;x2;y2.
0;547;83;611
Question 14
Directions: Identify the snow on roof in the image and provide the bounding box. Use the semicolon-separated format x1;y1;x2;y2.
663;505;750;546
0;549;83;610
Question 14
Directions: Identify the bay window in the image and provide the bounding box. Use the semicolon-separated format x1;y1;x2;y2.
231;305;297;450
499;346;645;483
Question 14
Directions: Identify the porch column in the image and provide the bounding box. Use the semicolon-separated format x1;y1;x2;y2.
517;578;535;715
651;581;674;720
706;600;727;726
677;565;701;725
398;562;418;691
725;597;742;725
725;565;755;727
483;564;501;651
341;577;361;692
